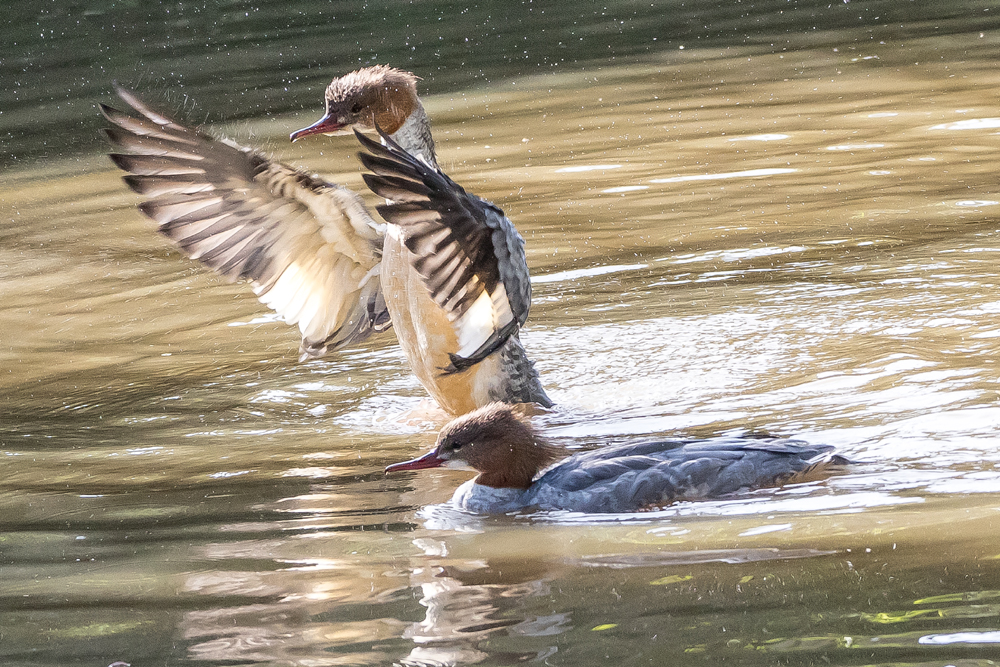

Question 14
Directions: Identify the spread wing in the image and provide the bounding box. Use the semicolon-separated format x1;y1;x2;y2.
355;128;532;374
101;86;391;361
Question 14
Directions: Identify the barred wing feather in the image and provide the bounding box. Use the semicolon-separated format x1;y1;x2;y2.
356;129;531;373
101;87;390;360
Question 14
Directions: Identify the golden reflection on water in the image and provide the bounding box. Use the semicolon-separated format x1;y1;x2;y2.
7;35;1000;666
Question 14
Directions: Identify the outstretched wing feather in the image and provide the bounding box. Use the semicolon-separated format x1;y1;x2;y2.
356;129;532;372
102;88;390;360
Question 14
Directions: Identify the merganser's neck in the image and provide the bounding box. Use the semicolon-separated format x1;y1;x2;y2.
488;336;552;407
388;99;437;169
472;425;560;491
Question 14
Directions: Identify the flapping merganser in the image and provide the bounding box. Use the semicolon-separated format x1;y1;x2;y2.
101;66;551;415
385;403;846;514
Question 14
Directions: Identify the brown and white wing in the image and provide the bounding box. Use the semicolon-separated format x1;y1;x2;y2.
101;87;390;360
356;129;531;374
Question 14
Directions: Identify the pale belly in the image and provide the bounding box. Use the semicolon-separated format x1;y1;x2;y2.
380;229;503;416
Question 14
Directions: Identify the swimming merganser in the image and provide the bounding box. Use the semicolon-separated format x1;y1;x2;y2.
385;403;846;514
101;66;550;415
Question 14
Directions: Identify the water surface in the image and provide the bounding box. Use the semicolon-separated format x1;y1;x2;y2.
5;3;1000;666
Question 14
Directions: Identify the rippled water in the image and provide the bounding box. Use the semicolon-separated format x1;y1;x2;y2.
6;2;1000;665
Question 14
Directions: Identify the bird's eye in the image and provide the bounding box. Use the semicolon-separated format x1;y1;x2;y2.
451;442;464;451
351;103;363;114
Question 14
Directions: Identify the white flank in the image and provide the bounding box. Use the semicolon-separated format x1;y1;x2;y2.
454;283;513;358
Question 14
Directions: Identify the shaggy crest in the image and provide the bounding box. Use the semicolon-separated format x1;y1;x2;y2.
324;65;421;134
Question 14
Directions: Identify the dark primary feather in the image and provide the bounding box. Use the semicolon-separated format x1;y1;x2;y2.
356;128;533;373
101;86;390;360
357;130;500;317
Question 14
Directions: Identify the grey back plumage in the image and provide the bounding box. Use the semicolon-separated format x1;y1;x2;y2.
526;437;843;513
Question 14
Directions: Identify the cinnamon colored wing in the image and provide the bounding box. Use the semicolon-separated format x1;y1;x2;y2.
356;128;531;373
101;87;390;360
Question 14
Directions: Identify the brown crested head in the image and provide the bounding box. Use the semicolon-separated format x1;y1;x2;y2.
324;65;420;135
433;403;562;489
290;65;421;141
